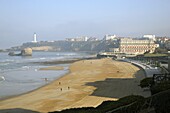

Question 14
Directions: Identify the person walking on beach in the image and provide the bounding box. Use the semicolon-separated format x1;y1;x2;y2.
68;86;70;90
60;88;62;91
45;78;48;82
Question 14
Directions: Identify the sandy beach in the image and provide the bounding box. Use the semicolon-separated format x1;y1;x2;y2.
0;58;150;113
39;66;64;71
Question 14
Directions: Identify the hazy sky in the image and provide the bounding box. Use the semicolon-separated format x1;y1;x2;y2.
0;0;170;49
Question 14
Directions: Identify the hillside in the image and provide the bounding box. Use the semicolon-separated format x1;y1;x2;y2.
10;40;118;52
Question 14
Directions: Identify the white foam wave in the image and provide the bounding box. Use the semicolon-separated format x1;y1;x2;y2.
0;62;9;66
22;66;30;69
0;76;5;81
0;59;14;63
5;59;14;62
40;58;46;60
56;53;77;56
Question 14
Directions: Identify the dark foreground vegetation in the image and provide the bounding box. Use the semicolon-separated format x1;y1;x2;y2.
50;74;170;113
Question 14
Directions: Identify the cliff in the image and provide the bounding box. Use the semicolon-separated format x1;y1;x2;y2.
31;46;55;51
21;48;32;56
10;40;119;52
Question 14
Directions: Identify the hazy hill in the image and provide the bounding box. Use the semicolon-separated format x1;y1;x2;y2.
10;40;119;52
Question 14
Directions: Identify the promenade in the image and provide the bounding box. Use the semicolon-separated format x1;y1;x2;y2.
124;59;161;77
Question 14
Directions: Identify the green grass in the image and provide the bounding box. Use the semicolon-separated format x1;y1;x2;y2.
144;53;168;57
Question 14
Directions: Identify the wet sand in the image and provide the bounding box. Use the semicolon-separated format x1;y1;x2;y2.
39;66;64;70
0;58;150;113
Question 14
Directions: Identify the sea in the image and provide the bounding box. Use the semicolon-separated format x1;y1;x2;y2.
0;51;92;99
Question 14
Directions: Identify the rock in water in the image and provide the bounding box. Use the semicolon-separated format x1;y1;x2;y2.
8;51;15;56
8;48;32;56
21;48;32;56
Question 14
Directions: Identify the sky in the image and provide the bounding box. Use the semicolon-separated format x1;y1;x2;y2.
0;0;170;49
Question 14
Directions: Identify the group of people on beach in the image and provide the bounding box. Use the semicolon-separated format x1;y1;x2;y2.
44;79;70;91
43;60;94;92
58;82;70;91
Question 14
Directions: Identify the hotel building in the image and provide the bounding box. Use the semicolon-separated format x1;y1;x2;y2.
119;38;158;55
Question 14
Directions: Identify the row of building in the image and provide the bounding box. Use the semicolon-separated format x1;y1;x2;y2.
99;34;166;55
65;34;156;42
64;34;164;55
65;36;99;42
101;34;159;55
31;33;169;55
65;34;117;42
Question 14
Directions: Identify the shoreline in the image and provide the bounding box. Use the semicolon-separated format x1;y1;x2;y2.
0;70;70;101
33;57;97;65
0;58;91;100
0;58;150;113
39;66;64;70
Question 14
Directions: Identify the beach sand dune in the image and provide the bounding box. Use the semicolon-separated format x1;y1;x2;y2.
0;58;150;113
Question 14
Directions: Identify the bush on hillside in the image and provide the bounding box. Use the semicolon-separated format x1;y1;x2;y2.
151;81;170;95
139;77;153;88
151;89;170;113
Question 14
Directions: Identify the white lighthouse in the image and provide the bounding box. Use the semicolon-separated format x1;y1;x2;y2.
32;33;37;43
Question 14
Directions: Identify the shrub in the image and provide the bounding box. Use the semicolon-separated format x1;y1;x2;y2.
139;77;153;88
149;89;170;113
151;81;170;95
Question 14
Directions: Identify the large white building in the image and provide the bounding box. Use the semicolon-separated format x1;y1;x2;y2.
143;35;156;41
87;37;99;41
103;34;116;40
66;36;88;42
119;38;158;55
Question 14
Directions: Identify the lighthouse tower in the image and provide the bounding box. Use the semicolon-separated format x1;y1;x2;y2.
32;33;37;43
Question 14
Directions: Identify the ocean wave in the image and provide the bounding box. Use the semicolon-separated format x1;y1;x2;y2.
0;52;88;73
0;59;14;63
26;57;48;61
56;53;77;56
22;66;30;70
40;57;46;60
0;76;5;81
5;59;15;62
0;66;30;73
0;62;9;66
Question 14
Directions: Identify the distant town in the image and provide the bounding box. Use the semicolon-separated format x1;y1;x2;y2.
1;34;170;56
